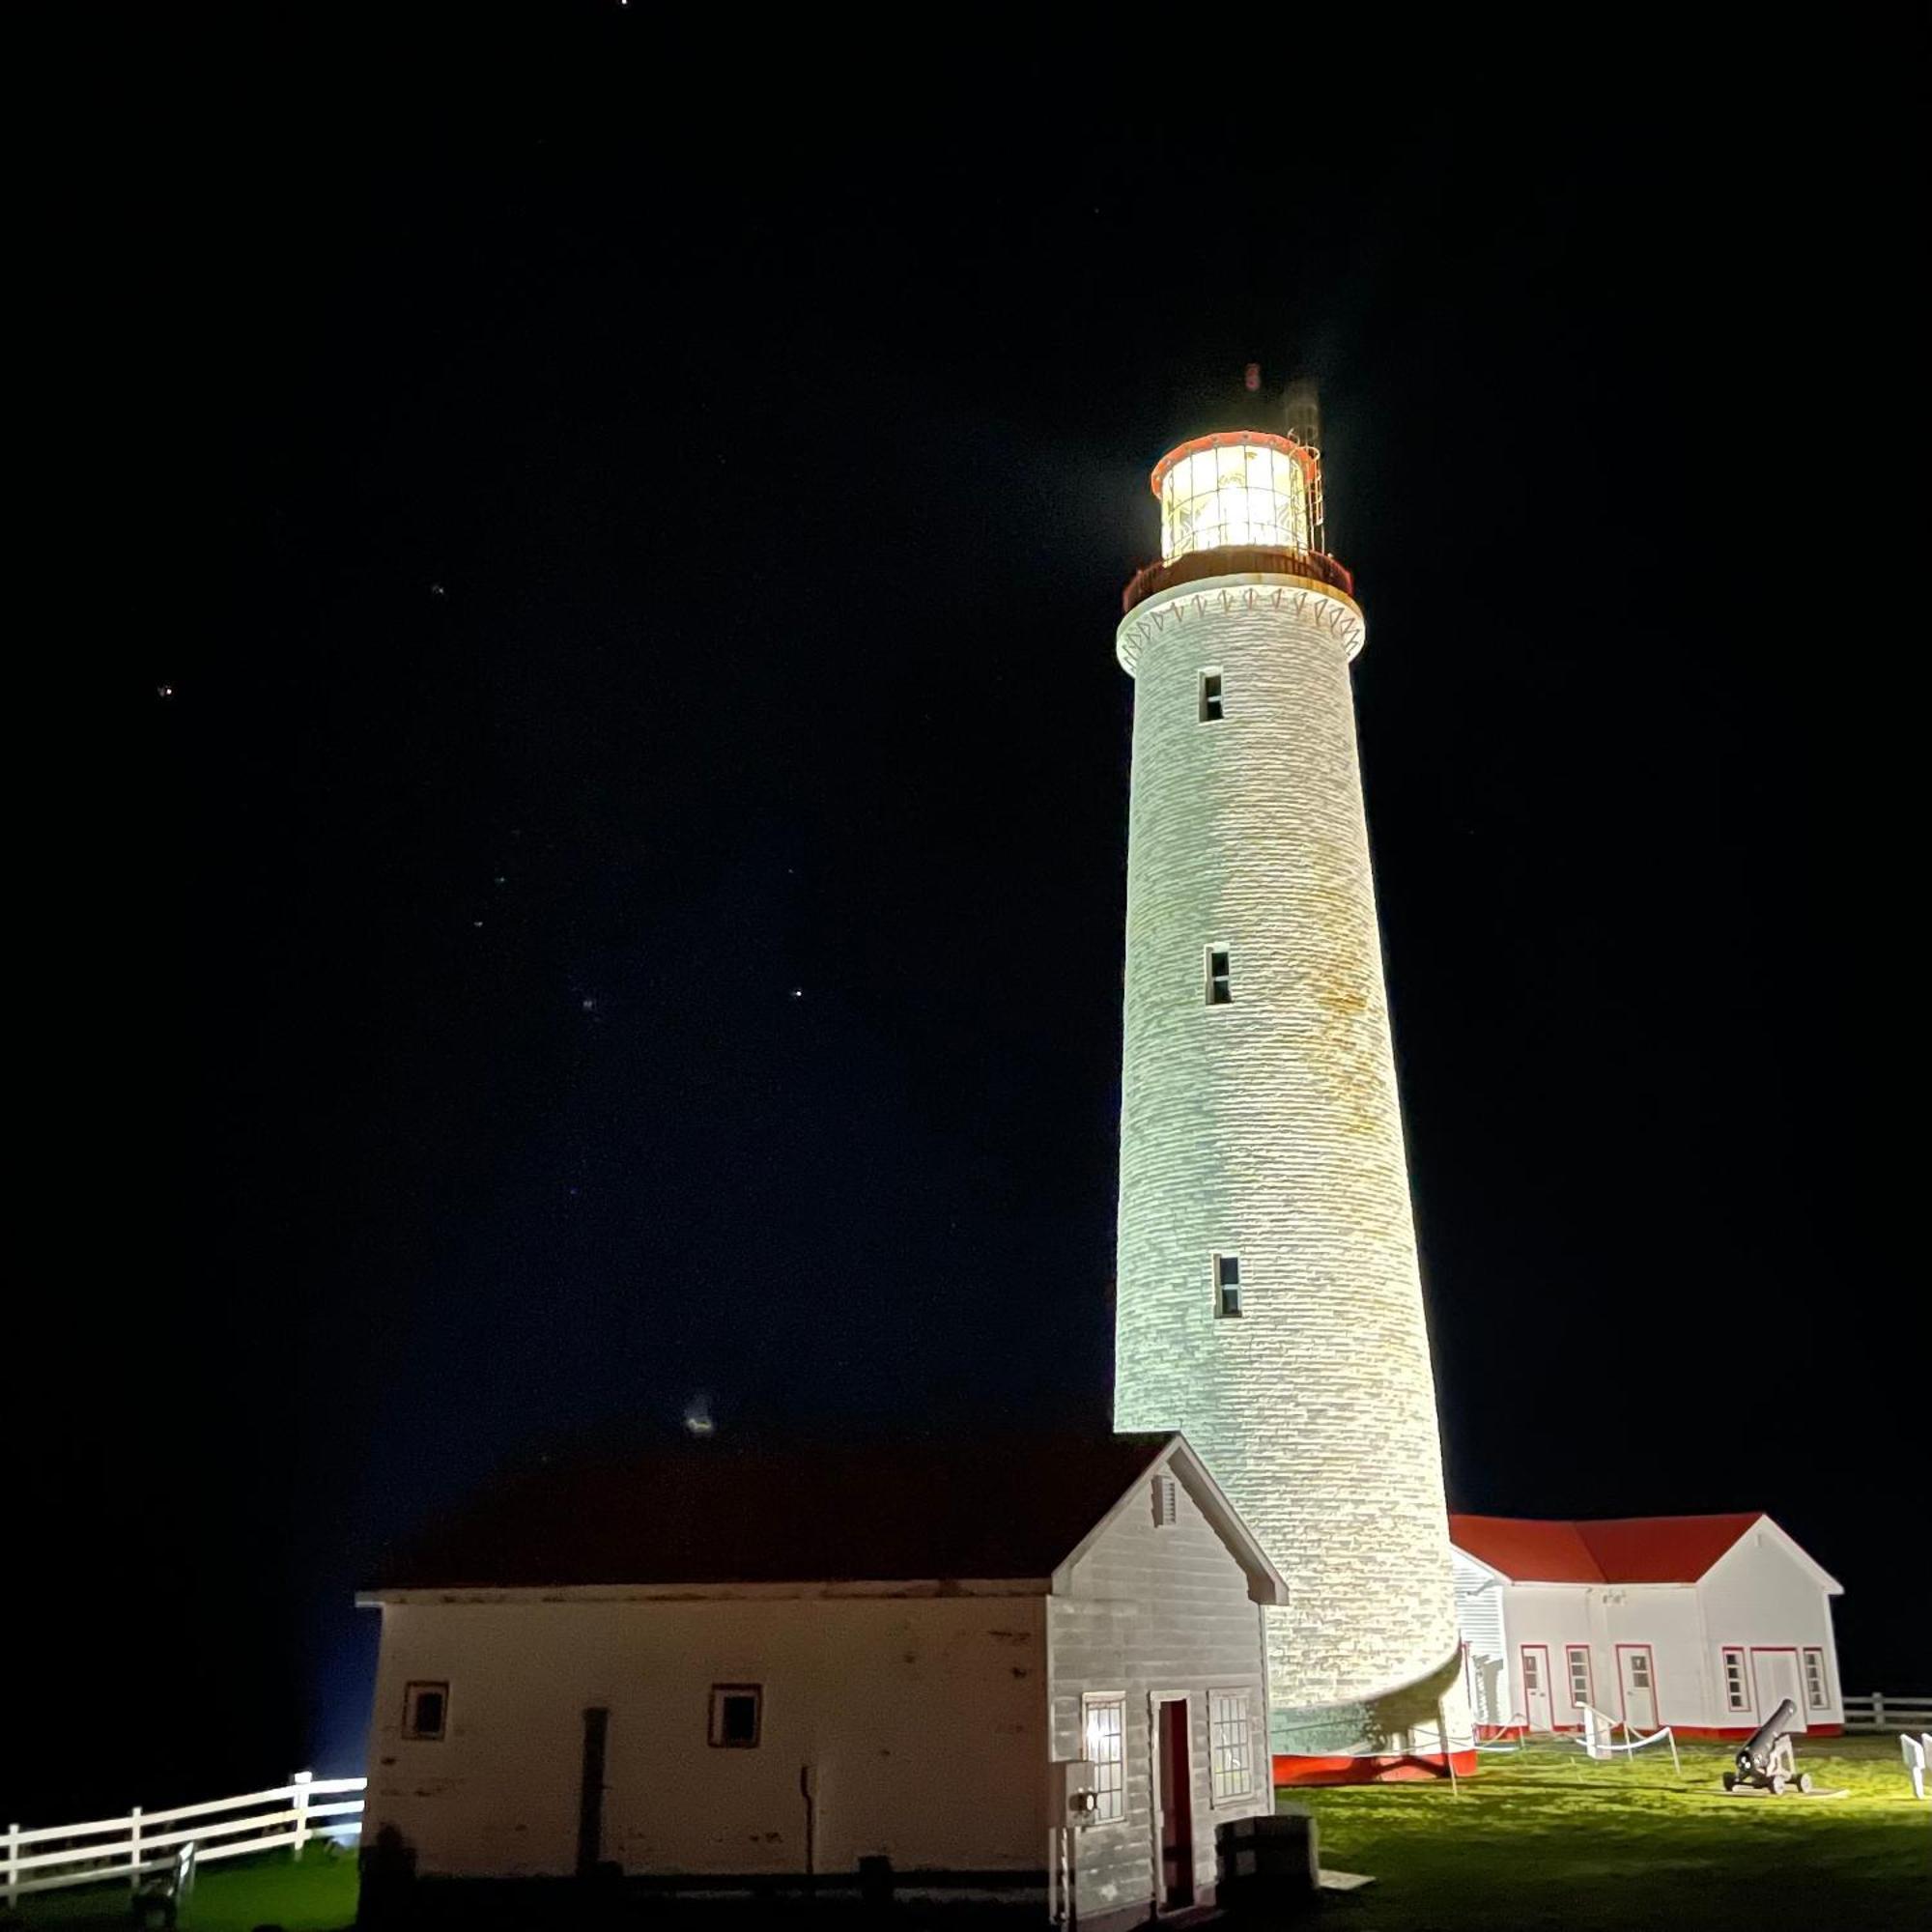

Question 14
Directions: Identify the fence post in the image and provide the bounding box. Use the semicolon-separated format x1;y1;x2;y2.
293;1769;313;1859
129;1804;142;1889
6;1821;18;1910
1873;1691;1886;1731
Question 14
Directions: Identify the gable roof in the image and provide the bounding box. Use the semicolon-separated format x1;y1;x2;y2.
1450;1512;1771;1584
366;1431;1192;1594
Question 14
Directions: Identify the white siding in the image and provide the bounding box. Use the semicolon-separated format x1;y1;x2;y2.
1048;1459;1271;1920
364;1593;1046;1878
1452;1551;1510;1726
1480;1535;1842;1735
1697;1528;1843;1728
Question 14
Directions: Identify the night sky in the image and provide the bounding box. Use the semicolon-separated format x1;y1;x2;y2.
13;14;1926;1822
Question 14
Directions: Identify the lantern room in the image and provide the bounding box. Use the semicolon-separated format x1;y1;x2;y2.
1151;431;1322;563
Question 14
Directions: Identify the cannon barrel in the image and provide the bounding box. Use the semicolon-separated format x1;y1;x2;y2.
1738;1697;1798;1775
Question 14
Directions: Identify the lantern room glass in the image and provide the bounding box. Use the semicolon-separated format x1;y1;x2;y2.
1157;440;1314;563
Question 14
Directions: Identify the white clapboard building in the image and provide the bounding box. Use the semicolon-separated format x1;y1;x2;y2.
359;1431;1283;1929
1450;1513;1844;1740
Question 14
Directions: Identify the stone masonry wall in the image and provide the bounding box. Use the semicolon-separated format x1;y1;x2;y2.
1112;575;1460;1722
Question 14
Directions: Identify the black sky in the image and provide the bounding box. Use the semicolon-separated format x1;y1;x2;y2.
11;12;1927;1820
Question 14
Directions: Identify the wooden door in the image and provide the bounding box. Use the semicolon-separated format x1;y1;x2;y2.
1155;1698;1194;1910
1617;1645;1659;1731
1520;1645;1552;1731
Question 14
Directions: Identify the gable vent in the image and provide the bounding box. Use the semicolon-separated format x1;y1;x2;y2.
1151;1472;1179;1527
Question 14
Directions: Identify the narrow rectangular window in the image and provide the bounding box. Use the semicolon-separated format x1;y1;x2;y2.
1198;670;1224;723
1082;1694;1126;1821
403;1681;448;1742
1206;946;1232;1006
708;1683;762;1748
1209;1689;1254;1802
1720;1647;1748;1713
1214;1252;1241;1318
1803;1648;1828;1711
1566;1646;1593;1710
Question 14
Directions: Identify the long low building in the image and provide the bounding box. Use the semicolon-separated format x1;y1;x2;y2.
357;1431;1285;1928
1450;1513;1844;1741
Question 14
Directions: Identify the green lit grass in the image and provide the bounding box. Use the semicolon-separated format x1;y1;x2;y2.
9;1842;358;1932
1291;1735;1929;1929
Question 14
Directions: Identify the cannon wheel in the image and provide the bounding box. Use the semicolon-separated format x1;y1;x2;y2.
1722;1772;1737;1792
1796;1772;1812;1794
1767;1773;1786;1796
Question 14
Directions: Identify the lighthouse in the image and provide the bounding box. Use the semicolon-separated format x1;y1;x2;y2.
1111;383;1467;1776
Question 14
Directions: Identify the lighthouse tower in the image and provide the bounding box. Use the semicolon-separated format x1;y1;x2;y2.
1111;385;1466;1776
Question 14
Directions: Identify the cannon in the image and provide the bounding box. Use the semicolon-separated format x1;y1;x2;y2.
1723;1697;1812;1795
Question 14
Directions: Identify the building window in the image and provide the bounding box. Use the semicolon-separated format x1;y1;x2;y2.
1199;670;1224;723
1206;946;1232;1006
1720;1648;1748;1713
1803;1648;1829;1711
1151;1472;1179;1527
1566;1646;1593;1710
1082;1695;1126;1821
1214;1252;1241;1318
708;1684;762;1748
402;1681;448;1742
1209;1689;1254;1803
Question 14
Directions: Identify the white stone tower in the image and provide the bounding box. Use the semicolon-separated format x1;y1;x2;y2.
1111;392;1465;1773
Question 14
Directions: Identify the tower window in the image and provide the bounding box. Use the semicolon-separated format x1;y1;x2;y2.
1205;946;1232;1005
402;1681;448;1741
708;1684;763;1748
1214;1253;1241;1318
1199;670;1224;723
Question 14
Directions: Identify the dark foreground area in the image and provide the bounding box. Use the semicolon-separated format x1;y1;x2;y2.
10;1740;1924;1932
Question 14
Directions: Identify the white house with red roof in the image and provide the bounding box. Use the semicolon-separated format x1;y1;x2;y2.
1449;1513;1844;1742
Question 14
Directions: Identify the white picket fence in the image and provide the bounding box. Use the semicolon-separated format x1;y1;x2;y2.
1844;1693;1932;1733
3;1770;365;1904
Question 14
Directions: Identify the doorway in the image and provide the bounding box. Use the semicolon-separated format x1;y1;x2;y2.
1520;1645;1552;1731
1750;1649;1807;1732
1617;1645;1659;1731
1154;1697;1194;1912
577;1706;610;1875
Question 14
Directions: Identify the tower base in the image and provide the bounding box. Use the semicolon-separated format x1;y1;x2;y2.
1269;1651;1473;1787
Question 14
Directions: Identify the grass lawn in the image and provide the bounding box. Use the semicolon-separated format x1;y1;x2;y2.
1293;1734;1929;1929
11;1740;1923;1930
9;1843;359;1932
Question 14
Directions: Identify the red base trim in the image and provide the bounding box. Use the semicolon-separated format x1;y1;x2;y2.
1272;1748;1478;1787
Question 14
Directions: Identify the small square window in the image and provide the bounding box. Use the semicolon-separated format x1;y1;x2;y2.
1206;946;1232;1006
1214;1253;1241;1318
1082;1695;1126;1821
1720;1648;1748;1713
403;1681;448;1742
1209;1688;1254;1803
1803;1648;1828;1711
708;1684;762;1748
1566;1647;1592;1709
1199;671;1224;723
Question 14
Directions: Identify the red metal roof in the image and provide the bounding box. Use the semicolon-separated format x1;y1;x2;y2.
1450;1512;1766;1584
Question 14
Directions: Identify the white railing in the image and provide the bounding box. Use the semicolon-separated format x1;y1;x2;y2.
1844;1693;1932;1733
3;1770;364;1903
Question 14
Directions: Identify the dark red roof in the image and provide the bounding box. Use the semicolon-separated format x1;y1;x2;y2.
370;1432;1175;1591
1450;1513;1765;1584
